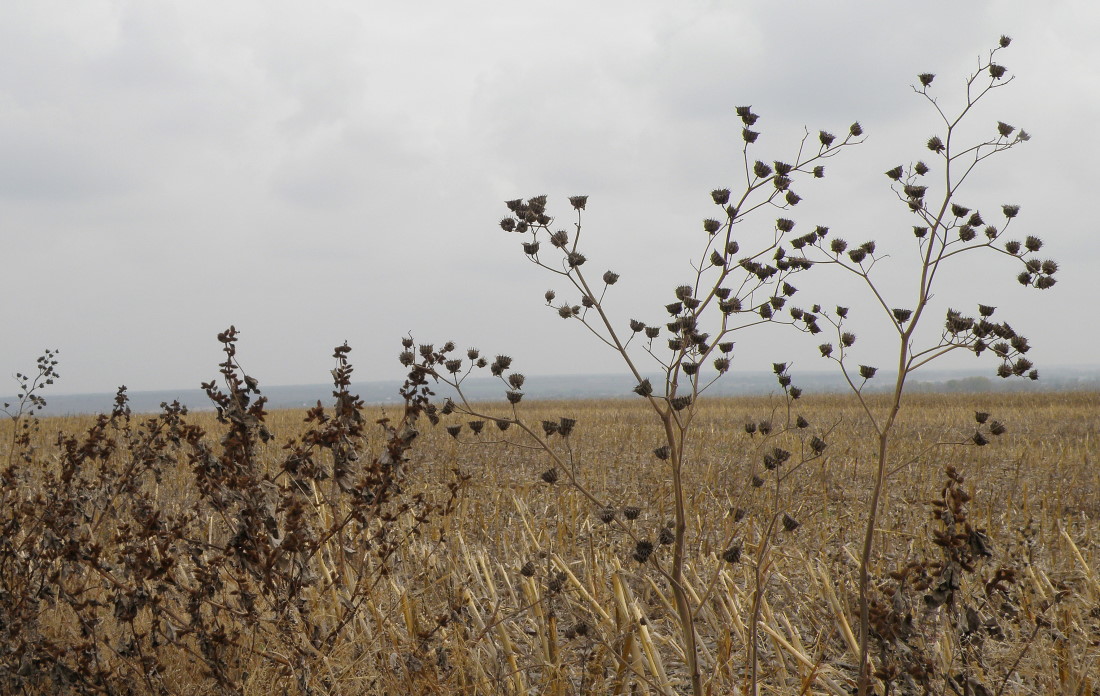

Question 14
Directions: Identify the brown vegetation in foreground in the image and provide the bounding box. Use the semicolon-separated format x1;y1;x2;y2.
2;389;1097;694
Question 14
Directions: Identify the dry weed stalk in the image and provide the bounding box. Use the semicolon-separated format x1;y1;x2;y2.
799;37;1057;695
409;105;861;694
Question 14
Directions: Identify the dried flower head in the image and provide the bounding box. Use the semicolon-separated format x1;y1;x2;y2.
918;73;935;87
623;506;641;520
859;365;878;379
569;195;588;210
711;189;731;205
722;542;743;564
541;468;559;484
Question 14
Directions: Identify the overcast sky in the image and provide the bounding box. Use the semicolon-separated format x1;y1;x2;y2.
1;0;1096;397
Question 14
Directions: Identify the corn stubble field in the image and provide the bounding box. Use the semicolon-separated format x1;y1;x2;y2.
2;390;1097;695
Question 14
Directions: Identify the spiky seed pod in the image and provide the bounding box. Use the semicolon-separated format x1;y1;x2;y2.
776;218;795;233
810;436;827;454
573;622;589;637
683;297;701;310
758;421;773;435
558;417;576;437
550;230;569;247
841;332;856;347
819;343;834;357
496;419;511;431
658;526;674;545
703;218;722;234
633;540;654;563
785;191;801;206
670;396;692;411
985;225;999;239
989;421;1007;436
710;250;725;267
501;217;517;232
969;212;984;227
814;165;825;178
989;63;1006;79
913;226;928;239
446;425;462;439
835;306;848;318
1024;236;1042;252
819;131;836;147
719;299;741;314
773;175;791;190
1002;204;1020;218
927;136;945;153
581;295;595;308
975;411;990;424
830;238;848;254
666;302;683;315
951;204;970;218
1041;259;1058;275
520;561;536;577
751;475;765;488
959;226;977;242
569;195;588;210
978;305;996;317
918;73;935;87
505;198;524;212
973;432;989;446
742;128;759;143
541;420;559;436
732;507;746;522
541;468;559;484
603;271;620;285
623;506;641;520
557;305;574;319
712;189;731;205
633;379;653;397
544;289;556;303
1004;240;1021;255
782;513;800;531
893;308;913;324
999;35;1012;47
758;304;773;319
859;365;878;379
914;161;929;175
849;122;863;136
1035;276;1056;289
644;326;660;339
722;542;743;563
629;319;645;333
714;357;730;372
547;572;565;593
753;160;773;178
789;387;803;399
763;453;778;470
796;415;810;429
734;105;756;123
399;350;415;366
886;166;904;181
726;240;739;255
467;420;484;435
848;248;867;264
598;508;615;524
567;251;586;267
668;337;683;350
1010;335;1030;352
506;390;523;404
441;398;456;415
682;362;699;376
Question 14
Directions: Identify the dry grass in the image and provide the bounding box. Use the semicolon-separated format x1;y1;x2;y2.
3;390;1098;694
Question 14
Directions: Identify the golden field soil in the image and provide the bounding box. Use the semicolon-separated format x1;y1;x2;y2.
2;391;1098;695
